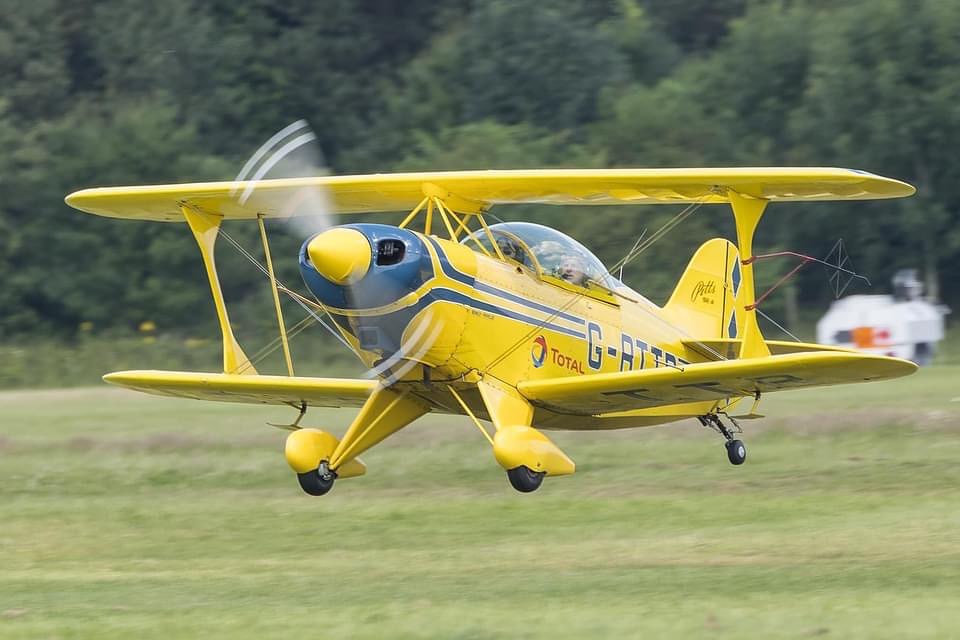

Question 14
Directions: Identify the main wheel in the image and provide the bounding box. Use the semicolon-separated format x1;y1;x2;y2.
726;439;747;466
507;465;545;493
297;469;336;496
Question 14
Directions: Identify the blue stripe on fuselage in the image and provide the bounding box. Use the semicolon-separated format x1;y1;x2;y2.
333;286;587;343
431;288;586;339
424;235;586;328
473;281;585;325
424;236;475;287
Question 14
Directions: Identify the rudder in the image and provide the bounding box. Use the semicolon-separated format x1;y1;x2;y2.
662;238;742;339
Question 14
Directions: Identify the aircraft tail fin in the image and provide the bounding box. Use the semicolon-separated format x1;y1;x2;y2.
662;238;743;340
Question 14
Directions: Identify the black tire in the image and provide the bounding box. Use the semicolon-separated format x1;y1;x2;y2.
507;465;545;493
297;469;335;496
726;439;747;466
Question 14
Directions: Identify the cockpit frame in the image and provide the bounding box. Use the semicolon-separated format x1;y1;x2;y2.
396;189;620;304
462;223;621;305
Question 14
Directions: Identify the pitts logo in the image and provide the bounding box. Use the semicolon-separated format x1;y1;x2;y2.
690;279;718;304
531;335;548;368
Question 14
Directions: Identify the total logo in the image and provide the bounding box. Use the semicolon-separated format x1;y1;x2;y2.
531;335;548;368
531;335;585;373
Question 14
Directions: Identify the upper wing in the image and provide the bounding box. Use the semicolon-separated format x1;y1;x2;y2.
104;370;378;407
517;352;916;415
66;168;915;222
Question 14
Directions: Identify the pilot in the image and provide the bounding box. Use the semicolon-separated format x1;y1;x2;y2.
558;255;588;286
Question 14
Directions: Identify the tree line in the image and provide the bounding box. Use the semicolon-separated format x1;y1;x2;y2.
1;0;957;340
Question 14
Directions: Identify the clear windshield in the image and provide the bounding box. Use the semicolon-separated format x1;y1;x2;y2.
463;227;538;270
463;222;621;290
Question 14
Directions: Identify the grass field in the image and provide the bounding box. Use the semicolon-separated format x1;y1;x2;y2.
1;368;959;638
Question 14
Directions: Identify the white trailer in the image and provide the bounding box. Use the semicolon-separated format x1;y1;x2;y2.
816;270;949;365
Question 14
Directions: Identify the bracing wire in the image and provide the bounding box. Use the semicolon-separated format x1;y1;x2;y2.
215;226;357;366
755;307;802;343
234;313;317;374
605;200;703;280
618;230;646;281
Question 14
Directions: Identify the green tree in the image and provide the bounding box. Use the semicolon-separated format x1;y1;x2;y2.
459;0;626;130
790;0;960;305
641;0;746;53
0;0;71;122
5;99;232;335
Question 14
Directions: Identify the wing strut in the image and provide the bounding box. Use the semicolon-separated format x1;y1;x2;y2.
257;214;295;376
727;191;771;359
396;183;494;249
181;205;257;375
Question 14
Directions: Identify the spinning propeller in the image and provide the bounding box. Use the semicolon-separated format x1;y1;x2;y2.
228;120;444;385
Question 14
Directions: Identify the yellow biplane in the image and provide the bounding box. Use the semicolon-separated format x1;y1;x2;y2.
67;168;917;495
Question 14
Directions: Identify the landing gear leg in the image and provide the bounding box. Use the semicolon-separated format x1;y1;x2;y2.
699;413;747;466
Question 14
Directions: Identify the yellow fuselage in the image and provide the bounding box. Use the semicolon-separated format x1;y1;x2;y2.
318;230;717;430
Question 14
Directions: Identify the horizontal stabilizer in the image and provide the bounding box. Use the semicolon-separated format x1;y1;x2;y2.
518;351;916;415
103;370;377;407
682;339;858;361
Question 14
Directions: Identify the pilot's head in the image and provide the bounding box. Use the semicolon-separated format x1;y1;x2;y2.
497;236;521;262
559;255;587;286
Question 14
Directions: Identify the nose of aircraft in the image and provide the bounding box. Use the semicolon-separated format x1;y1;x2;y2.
307;227;371;284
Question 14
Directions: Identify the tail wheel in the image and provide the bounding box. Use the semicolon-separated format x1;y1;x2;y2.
297;468;336;496
507;465;545;493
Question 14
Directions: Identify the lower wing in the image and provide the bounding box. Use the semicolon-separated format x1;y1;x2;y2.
518;352;916;415
103;370;377;407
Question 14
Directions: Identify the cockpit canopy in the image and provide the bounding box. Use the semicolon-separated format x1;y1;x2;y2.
462;222;617;290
